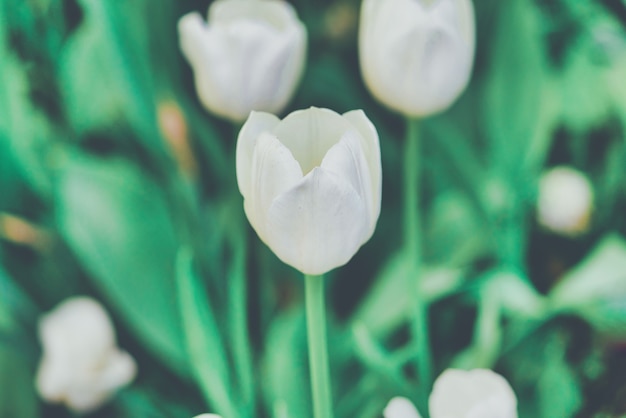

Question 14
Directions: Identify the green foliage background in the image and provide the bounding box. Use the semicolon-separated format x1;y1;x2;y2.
2;0;626;417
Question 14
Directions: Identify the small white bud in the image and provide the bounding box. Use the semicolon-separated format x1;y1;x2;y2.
537;166;593;236
36;297;136;413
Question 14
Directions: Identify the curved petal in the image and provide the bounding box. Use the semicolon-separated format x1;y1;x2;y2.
236;111;281;198
253;23;307;115
209;0;300;32
99;349;137;392
248;132;303;243
320;130;375;236
266;167;368;275
272;107;353;174
177;12;208;68
384;397;423;418
429;369;518;418
245;28;301;115
342;110;382;232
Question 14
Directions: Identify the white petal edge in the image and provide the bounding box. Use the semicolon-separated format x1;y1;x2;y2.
429;369;518;418
247;132;303;244
342;110;382;233
271;107;354;175
266;167;369;275
178;12;208;68
384;397;423;418
236;111;281;198
320;130;375;238
209;0;300;32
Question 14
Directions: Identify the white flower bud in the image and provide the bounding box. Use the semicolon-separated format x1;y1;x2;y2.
537;166;593;236
236;107;382;275
36;297;136;413
178;0;307;122
429;369;517;418
384;396;423;418
358;0;475;117
384;369;517;418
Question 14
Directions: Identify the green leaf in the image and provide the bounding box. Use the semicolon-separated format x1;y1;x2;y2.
549;234;626;335
0;345;38;418
55;151;188;375
351;251;464;338
60;0;168;163
0;23;54;195
537;336;582;418
175;248;238;418
262;309;311;418
483;0;551;173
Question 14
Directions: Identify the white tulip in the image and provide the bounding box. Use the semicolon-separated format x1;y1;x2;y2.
384;396;423;418
430;369;517;418
36;297;136;413
236;107;382;275
384;369;517;418
537;166;593;236
359;0;475;117
178;0;307;122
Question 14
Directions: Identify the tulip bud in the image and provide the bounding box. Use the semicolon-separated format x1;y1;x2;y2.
384;369;518;418
384;396;423;418
429;369;517;418
358;0;475;117
537;166;593;236
236;107;382;275
178;0;307;122
36;297;136;413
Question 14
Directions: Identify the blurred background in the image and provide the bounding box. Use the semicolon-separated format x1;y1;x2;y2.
2;0;626;417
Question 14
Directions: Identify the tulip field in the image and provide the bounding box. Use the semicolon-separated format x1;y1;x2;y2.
2;0;626;417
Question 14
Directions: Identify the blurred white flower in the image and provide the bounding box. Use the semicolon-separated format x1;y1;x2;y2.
384;396;423;418
384;369;517;418
359;0;475;117
359;0;474;117
193;415;222;418
36;297;136;413
178;0;307;122
537;166;593;236
236;107;382;275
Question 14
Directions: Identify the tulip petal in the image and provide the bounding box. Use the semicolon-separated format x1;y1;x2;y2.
384;397;423;418
272;107;354;175
429;369;518;418
178;12;208;68
320;130;375;235
210;0;299;31
248;133;303;243
266;167;368;275
342;110;382;232
237;111;281;197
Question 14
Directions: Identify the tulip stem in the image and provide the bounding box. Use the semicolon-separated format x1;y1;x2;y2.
404;118;432;407
305;274;334;418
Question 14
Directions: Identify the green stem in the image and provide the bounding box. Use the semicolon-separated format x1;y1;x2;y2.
305;274;333;418
404;118;432;408
230;222;254;416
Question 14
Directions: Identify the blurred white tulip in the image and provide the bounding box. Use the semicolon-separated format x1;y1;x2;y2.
236;107;382;275
384;369;517;418
537;166;593;236
36;297;136;413
359;0;475;117
430;369;517;418
384;396;423;418
178;0;307;122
